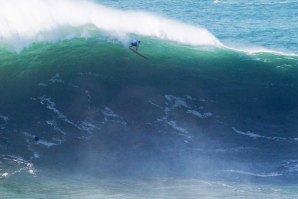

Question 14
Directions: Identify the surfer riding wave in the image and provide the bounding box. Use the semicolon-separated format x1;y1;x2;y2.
130;39;141;52
129;39;147;59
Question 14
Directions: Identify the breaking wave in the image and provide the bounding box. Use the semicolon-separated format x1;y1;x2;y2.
0;0;221;51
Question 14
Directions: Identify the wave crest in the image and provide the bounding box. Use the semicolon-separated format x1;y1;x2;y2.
0;0;221;51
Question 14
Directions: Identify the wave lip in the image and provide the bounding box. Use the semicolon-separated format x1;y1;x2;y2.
0;0;222;51
1;0;295;57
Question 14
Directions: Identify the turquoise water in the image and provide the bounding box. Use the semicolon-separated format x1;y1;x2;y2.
0;0;298;198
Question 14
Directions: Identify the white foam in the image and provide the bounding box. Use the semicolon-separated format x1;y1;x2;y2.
46;120;66;135
79;72;100;78
167;121;192;139
102;107;127;126
232;127;298;142
37;139;57;148
48;73;64;83
225;169;282;177
80;121;97;133
225;45;298;57
187;110;212;119
163;95;213;120
33;152;40;159
155;94;214;140
0;115;8;121
0;115;8;129
0;0;222;51
39;96;80;129
282;160;298;173
23;131;59;148
148;100;163;109
167;120;188;134
156;115;192;139
103;107;119;118
1;172;9;178
0;155;36;178
186;96;196;100
232;127;263;139
165;95;189;109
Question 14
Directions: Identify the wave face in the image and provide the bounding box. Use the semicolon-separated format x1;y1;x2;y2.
0;36;298;183
0;0;221;51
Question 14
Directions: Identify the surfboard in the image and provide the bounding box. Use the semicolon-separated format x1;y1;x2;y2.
129;47;148;59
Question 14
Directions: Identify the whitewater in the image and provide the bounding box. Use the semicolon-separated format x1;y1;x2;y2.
0;0;296;56
0;0;222;52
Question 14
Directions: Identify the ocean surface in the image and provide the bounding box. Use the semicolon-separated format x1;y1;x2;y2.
1;0;298;198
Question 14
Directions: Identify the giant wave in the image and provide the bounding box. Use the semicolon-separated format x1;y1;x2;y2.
1;1;298;198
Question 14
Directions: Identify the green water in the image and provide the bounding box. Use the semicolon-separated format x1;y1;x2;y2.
1;38;298;197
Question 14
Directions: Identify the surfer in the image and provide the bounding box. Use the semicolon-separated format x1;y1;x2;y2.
130;39;141;52
129;39;147;59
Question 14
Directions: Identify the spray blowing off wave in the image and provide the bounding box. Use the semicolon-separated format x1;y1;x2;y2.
0;0;222;51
